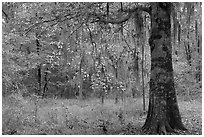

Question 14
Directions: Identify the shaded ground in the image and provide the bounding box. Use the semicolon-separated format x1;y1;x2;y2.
2;95;202;135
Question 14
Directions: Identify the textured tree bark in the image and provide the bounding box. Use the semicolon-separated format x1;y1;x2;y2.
142;3;187;134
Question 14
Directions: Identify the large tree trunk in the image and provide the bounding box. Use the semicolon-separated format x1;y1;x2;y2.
142;3;187;134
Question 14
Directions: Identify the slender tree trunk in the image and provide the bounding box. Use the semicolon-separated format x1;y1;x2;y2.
101;65;106;104
184;31;192;66
142;37;145;111
36;34;41;96
37;65;41;95
195;20;201;82
79;70;83;100
132;88;136;98
101;90;105;104
115;67;119;104
195;20;199;53
42;67;48;99
178;23;181;45
78;51;85;100
142;3;186;134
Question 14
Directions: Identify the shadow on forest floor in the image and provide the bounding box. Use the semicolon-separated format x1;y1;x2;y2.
2;95;202;135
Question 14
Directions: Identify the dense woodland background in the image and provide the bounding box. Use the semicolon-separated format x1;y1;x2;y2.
2;2;202;135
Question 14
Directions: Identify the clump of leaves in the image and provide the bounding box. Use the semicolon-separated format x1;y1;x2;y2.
117;108;125;125
97;119;112;134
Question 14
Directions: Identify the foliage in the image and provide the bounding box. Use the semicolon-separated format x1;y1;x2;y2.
2;2;202;135
2;2;201;99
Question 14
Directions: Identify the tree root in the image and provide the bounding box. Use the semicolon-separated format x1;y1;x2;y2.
142;120;184;135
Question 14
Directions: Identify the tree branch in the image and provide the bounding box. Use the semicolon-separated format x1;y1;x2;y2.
90;12;132;24
122;6;151;15
24;13;75;35
2;10;8;19
89;4;150;24
2;10;9;23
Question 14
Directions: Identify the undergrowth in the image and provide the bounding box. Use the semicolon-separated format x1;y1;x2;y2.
2;93;202;135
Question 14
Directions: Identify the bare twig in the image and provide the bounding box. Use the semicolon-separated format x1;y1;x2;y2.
121;32;134;53
24;18;57;35
2;10;8;20
24;12;77;35
68;21;84;38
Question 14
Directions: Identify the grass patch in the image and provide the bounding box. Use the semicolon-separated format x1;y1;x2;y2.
2;94;202;135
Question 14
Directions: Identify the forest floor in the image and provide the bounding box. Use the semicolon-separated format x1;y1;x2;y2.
2;95;202;135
